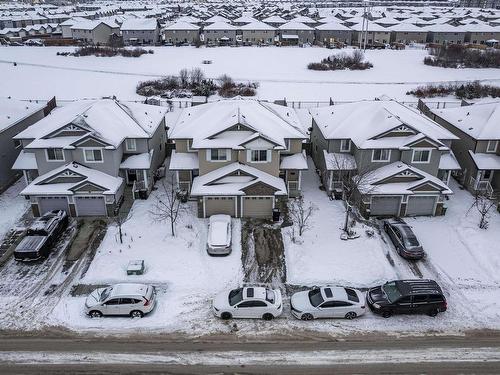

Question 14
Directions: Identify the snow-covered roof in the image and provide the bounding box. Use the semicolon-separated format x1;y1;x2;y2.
468;151;500;170
349;22;391;32
70;19;119;30
439;151;461;170
164;21;200;31
431;101;500;140
311;100;458;148
21;162;123;196
170;98;307;149
278;21;313;31
12;150;38;170
0;97;45;133
323;150;357;171
120;150;153;170
359;162;453;195
204;15;231;24
261;15;287;24
280;151;308;170
422;23;466;32
388;23;427;32
233;15;258;24
240;21;275;31
204;21;236;30
169;150;199;170
290;15;316;24
121;18;157;31
16;99;167;149
315;22;351;31
191;162;287;196
176;15;201;24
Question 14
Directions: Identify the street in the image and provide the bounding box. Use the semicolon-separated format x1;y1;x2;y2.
0;330;499;374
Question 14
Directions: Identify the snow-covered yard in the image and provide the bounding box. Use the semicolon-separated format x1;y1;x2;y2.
1;46;499;102
0;179;29;241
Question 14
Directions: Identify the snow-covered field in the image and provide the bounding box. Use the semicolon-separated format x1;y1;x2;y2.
1;46;499;102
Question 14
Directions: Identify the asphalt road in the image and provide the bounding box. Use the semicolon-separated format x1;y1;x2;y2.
0;330;499;374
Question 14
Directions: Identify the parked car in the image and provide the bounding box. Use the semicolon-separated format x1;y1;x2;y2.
207;214;232;256
383;218;425;260
85;283;156;318
290;286;366;320
14;210;68;261
367;279;447;318
212;286;283;320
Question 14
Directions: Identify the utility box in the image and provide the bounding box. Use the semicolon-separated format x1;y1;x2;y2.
127;260;145;275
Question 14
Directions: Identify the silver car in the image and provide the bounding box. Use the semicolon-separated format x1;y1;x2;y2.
85;283;156;318
207;215;232;256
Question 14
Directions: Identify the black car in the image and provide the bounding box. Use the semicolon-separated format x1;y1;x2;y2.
383;218;424;260
367;279;447;318
14;210;68;261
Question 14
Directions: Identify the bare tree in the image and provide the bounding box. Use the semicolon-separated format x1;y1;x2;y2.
149;176;185;236
289;196;317;241
179;68;189;88
467;191;496;229
328;153;374;233
190;67;205;86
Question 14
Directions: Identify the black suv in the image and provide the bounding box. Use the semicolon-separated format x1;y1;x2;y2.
367;279;447;318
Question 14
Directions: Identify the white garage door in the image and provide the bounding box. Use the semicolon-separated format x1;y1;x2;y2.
243;196;274;218
406;196;436;216
38;196;69;216
74;196;106;216
205;197;236;217
370;196;401;217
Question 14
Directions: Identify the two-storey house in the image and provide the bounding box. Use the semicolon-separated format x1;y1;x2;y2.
311;99;461;217
169;98;308;218
422;100;500;198
12;99;167;217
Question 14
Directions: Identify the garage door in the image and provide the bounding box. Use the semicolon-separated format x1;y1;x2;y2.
74;196;106;216
205;197;235;217
38;196;69;216
370;196;401;217
242;196;274;218
406;196;436;216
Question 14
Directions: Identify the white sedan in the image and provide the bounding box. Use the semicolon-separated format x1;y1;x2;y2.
290;286;366;320
212;286;283;320
207;215;232;256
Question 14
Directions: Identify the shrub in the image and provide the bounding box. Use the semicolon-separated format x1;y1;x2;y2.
308;50;373;71
63;46;149;58
406;81;500;99
424;45;500;68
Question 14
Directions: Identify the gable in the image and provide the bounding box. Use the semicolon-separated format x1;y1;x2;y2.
71;182;106;193
208;169;256;185
407;138;440;149
374;124;417;139
41;169;86;185
411;182;444;192
241;136;278;149
47;123;89;138
376;169;424;184
73;134;110;148
241;181;278;195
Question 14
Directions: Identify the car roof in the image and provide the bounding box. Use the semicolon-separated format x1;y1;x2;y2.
209;214;231;223
321;286;348;301
109;283;150;297
395;279;443;296
243;286;267;300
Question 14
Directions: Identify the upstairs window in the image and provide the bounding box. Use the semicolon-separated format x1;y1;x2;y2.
372;149;391;162
250;150;269;163
412;149;431;163
340;139;351;152
208;149;229;162
486;140;498;153
125;138;136;151
84;148;103;163
46;148;64;161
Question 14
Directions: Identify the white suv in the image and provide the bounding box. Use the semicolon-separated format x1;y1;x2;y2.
212;286;283;320
85;283;156;318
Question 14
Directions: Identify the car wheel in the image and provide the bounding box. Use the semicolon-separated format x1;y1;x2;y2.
262;313;274;321
428;308;439;317
382;310;392;318
345;311;357;320
89;310;102;318
301;313;313;321
130;310;144;318
220;312;232;320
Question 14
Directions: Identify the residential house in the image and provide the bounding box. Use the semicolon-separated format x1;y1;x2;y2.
168;98;309;218
203;21;237;45
315;22;352;45
388;23;428;44
463;23;500;44
424;24;466;44
0;98;49;192
278;21;315;45
261;15;287;28
421;100;500;198
71;20;120;45
163;21;200;44
310;99;461;217
120;18;159;45
351;22;391;46
60;17;87;38
240;21;275;44
12;99;167;217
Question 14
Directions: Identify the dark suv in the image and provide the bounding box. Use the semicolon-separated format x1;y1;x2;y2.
367;279;447;318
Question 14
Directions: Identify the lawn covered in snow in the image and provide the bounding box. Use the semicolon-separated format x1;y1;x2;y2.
1;46;499;102
0;179;29;240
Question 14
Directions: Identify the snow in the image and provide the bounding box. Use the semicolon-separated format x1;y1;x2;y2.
280;151;308;170
1;47;499;102
468;151;500;170
12;150;38;170
169;150;199;170
438;151;462;170
324;151;357;170
120;150;153;170
0;179;29;240
0;97;45;132
163;21;200;31
120;18;157;31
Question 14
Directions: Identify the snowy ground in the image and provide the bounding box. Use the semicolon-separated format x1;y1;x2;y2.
1;46;499;102
0;179;29;241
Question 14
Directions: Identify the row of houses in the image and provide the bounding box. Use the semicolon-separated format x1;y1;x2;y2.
3;96;498;219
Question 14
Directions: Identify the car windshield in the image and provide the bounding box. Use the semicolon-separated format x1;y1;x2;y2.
228;288;243;306
400;226;420;247
382;282;403;303
308;289;324;307
266;289;275;304
99;287;112;302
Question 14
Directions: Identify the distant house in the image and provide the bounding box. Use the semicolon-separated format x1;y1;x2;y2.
278;21;314;45
261;15;287;28
71;20;120;45
203;21;237;45
240;21;275;44
388;23;428;44
315;22;352;45
310;99;460;217
350;22;391;46
421;100;500;198
13;99;167;217
121;18;160;45
163;21;200;44
464;24;500;44
168;98;309;218
60;17;88;38
423;24;466;44
0;98;49;192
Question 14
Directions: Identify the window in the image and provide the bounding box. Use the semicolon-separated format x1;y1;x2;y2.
46;148;64;161
413;295;428;303
482;170;492;180
209;149;229;161
486;140;498;153
238;300;267;308
119;298;135;304
104;299;120;305
340;139;351;152
397;296;411;304
14;139;22;149
412;149;431;163
84;148;103;162
126;138;136;151
372;149;391;162
250;150;269;162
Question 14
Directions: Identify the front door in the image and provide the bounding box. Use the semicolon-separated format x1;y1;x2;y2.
127;170;137;184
